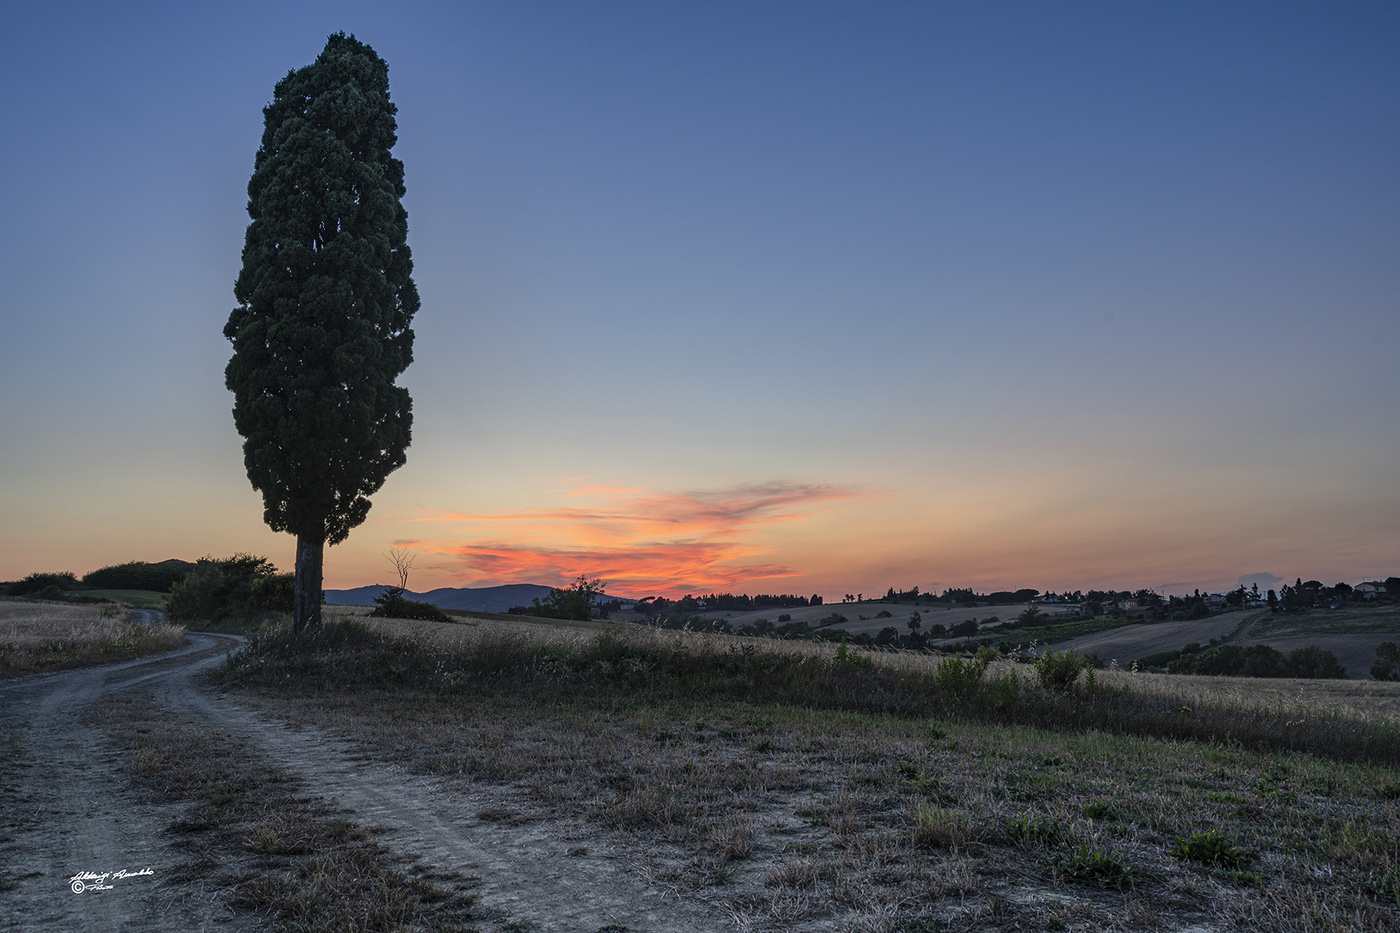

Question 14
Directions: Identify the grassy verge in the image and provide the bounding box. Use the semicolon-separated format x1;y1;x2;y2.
76;589;170;610
215;619;1400;932
99;693;475;932
0;600;185;678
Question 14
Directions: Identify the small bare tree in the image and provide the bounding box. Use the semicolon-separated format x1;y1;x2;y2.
385;546;416;591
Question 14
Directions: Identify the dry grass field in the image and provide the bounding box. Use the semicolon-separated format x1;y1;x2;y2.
0;598;185;677
211;611;1400;932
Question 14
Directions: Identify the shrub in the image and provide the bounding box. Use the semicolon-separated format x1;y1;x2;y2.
950;619;979;638
1372;642;1400;682
82;560;194;592
935;647;994;697
1284;645;1347;679
251;573;295;612
368;587;451;623
818;613;848;626
1169;828;1253;869
1048;845;1137;890
167;555;280;623
3;572;79;596
1035;647;1090;693
832;637;874;671
984;668;1022;709
1170;643;1348;679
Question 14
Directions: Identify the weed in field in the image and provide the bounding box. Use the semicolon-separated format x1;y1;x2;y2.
1083;801;1117;820
1035;647;1091;693
1363;866;1400;906
1047;844;1138;890
1170;828;1254;869
1005;813;1068;847
935;647;994;697
913;805;972;851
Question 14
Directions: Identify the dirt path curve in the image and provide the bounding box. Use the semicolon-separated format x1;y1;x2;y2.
0;634;250;932
0;635;732;933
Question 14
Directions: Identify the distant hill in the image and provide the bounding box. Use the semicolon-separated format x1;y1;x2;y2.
324;583;557;614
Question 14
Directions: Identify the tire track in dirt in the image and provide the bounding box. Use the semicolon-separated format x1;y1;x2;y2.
1;634;731;932
160;678;730;932
0;634;250;932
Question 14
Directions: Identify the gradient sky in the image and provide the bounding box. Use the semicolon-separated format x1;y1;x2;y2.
2;1;1396;599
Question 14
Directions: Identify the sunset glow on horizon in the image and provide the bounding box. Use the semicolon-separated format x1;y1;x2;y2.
1;3;1395;601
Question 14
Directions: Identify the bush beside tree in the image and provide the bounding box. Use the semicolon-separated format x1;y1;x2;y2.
368;587;451;623
167;555;288;623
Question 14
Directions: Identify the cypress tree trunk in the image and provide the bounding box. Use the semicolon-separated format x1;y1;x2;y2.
293;535;324;633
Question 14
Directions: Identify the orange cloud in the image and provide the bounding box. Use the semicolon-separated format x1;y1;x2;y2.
400;480;862;596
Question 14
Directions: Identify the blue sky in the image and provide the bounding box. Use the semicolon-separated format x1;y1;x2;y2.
2;2;1396;597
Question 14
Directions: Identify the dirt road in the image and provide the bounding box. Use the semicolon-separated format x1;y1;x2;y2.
0;636;730;932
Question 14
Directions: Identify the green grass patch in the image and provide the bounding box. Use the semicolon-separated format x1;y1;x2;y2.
76;589;170;610
1169;828;1255;869
1047;845;1138;890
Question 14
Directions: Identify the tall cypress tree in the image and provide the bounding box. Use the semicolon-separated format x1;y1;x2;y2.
225;33;418;631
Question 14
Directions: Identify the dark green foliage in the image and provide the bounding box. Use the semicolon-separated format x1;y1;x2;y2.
1168;643;1347;679
1373;642;1400;681
1047;845;1137;890
1035;648;1091;693
225;33;418;629
1083;801;1116;820
82;560;194;592
368;587;451;622
524;576;605;621
168;555;282;623
3;572;79;596
1169;828;1254;869
950;619;979;638
1005;813;1068;846
1284;644;1348;679
935;647;995;697
251;573;296;612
